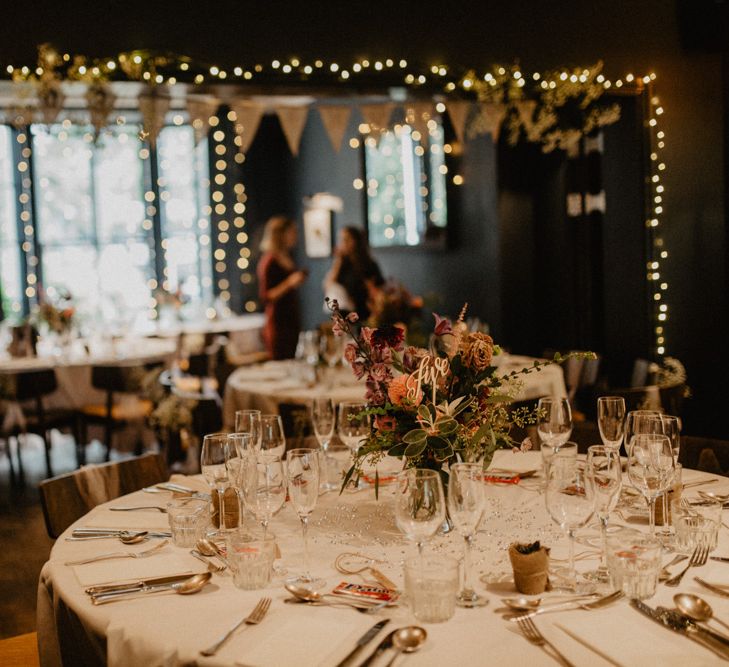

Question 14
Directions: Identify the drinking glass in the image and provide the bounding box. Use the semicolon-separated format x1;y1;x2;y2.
596;396;626;451
260;414;286;458
227;530;277;590
541;441;578;483
394;469;446;557
235;409;262;450
624;410;662;451
338;401;369;487
312;397;336;490
671;497;721;554
537;397;573;448
447;463;487;607
545;461;595;591
241;453;286;540
166;498;209;547
404;555;459;622
661;414;682;462
320;333;344;368
627;434;674;537
285;448;324;589
606;530;661;600
584;446;622;582
201;433;235;534
225;432;252;491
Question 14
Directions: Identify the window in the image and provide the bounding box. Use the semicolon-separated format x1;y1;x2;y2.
364;122;448;248
0;126;22;317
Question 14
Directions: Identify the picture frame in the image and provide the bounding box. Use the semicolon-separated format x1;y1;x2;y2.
303;207;333;258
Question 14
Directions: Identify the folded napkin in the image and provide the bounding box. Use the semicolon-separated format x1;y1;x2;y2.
83;509;170;531
489;449;540;474
70;549;199;587
168;474;210;495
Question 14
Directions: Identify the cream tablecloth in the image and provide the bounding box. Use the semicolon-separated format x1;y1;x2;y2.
222;355;568;430
38;451;729;667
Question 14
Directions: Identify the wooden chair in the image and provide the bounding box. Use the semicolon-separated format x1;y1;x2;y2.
678;435;729;474
0;632;39;667
79;365;154;461
279;402;313;452
38;452;167;539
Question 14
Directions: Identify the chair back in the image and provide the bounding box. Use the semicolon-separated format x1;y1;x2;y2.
14;369;58;401
678;435;729;473
38;452;167;539
279;402;313;452
630;358;654;388
91;366;132;393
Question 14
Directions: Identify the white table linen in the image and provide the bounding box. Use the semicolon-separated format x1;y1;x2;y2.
38;451;729;666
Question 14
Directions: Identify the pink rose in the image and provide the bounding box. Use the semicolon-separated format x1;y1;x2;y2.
360;327;374;344
344;343;358;364
375;415;397;432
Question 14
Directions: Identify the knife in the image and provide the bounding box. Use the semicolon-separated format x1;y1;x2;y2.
631;599;729;660
334;619;390;667
358;629;397;667
711;557;729;564
85;573;196;595
695;577;729;598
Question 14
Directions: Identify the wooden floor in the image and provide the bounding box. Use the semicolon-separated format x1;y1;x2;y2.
0;433;119;639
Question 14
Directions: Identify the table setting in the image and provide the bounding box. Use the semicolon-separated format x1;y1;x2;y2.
38;305;729;666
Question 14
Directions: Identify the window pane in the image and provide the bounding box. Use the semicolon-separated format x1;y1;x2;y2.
0;126;22;317
32;125;94;244
95;129;146;242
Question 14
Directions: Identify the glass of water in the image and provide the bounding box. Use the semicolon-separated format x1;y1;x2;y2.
606;530;661;600
167;498;209;547
227;529;277;590
404;554;459;622
671;497;721;554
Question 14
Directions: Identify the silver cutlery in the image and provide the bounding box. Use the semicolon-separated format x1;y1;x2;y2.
683;478;719;489
505;590;623;621
664;544;709;587
515;614;575;666
190;549;226;572
200;597;272;657
712;557;729;564
91;572;211;604
554;624;626;667
85;572;196;595
283;597;389;614
109;505;167;513
65;539;168;565
359;629;397;667
695;577;729;598
333;619;390;667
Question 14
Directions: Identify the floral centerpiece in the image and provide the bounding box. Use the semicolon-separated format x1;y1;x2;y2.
35;290;75;335
367;280;428;349
328;298;593;493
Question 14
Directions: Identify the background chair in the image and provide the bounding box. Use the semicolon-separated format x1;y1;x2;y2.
0;632;39;667
38;452;167;539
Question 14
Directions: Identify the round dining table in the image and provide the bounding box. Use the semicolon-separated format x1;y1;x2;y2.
37;450;729;667
222;355;568;430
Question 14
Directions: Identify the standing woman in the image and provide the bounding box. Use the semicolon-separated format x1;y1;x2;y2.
257;216;307;360
323;226;383;320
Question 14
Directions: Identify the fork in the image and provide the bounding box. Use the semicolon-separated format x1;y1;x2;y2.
200;597;271;657
516;615;576;666
664;544;709;587
109;505;167;512
190;549;226;572
64;540;169;565
505;590;624;621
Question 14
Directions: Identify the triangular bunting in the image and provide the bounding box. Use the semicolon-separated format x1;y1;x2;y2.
275;105;310;156
359;103;394;133
186;95;220;144
477;102;506;141
446;100;472;144
515;100;539;141
229;100;264;154
318;105;352;152
138;87;170;147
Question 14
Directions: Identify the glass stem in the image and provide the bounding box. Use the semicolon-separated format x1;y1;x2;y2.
661;492;669;532
462;534;474;596
568;529;576;588
301;515;311;579
217;488;226;530
262;519;268;541
648;497;656;537
599;515;609;570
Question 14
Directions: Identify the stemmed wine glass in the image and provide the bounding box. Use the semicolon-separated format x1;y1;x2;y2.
241;453;286;540
596;396;626;452
338;401;370;487
447;463;487;607
235;409;262;451
537;397;573;481
311;398;336;490
394;469;445;558
545;460;595;592
285;448;324;589
201;433;235;534
584;446;622;582
661;414;682;462
260;414;286;458
624;410;662;451
627;433;675;537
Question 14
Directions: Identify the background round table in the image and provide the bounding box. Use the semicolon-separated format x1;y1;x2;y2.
37;451;729;667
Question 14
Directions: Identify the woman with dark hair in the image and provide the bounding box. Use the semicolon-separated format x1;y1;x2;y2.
323;226;384;319
257;215;308;359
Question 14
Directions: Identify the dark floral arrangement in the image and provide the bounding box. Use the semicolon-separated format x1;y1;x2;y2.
328;298;593;492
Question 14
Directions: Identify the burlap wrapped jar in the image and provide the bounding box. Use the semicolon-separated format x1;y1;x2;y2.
508;542;551;595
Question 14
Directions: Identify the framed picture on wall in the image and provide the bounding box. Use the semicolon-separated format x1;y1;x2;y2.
303;207;333;257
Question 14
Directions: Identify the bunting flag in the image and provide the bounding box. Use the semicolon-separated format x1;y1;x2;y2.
37;79;65;125
186;95;220;144
476;102;506;141
515;100;539;141
405;101;433;141
317;105;351;152
138;86;170;147
86;81;117;140
359;102;394;133
275;105;310;156
446;100;472;144
229;100;264;154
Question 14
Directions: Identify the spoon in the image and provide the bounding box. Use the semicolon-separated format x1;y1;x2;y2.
501;593;597;611
196;538;230;568
383;626;427;666
66;530;149;544
284;584;387;611
674;593;729;633
92;572;212;604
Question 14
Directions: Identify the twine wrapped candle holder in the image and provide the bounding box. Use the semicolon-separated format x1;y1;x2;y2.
508;541;551;595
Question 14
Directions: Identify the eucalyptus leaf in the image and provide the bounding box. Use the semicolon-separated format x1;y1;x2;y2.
435;417;458;435
404;439;428;458
417;404;432;422
427;435;451;450
403;429;428;445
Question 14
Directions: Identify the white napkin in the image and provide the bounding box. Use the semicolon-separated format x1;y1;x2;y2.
70;548;200;586
489;449;540;474
83;508;171;531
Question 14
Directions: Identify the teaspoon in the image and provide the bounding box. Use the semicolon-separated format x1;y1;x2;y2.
501;593;597;611
383;626;427;666
284;584;387;611
92;571;212;604
674;593;729;633
66;530;149;544
196;538;230;568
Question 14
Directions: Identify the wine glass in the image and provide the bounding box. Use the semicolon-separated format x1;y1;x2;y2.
394;469;445;557
312;397;336;491
627;434;675;537
537;397;572;481
545;460;595;592
225;432;252;486
624;410;662;451
596;396;626;451
285;448;324;589
235;409;262;451
241;453;286;540
584;446;622;582
447;463;487;607
338;401;369;487
260;414;286;458
661;414;682;462
200;433;235;534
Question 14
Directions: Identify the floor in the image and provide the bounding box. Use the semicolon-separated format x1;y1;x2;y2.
0;433;127;639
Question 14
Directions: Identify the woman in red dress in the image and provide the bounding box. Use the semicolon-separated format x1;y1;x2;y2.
257;216;308;359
